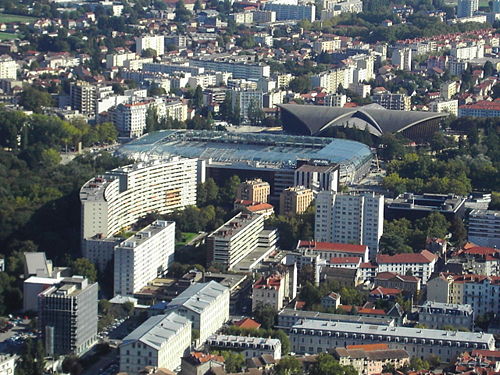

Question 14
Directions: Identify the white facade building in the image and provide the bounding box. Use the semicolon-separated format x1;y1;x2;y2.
114;220;175;296
0;55;17;79
376;251;437;284
113;101;150;138
168;281;230;343
430;99;459;116
468;209;500;248
315;192;384;260
135;35;165;57
392;48;412;71
0;355;16;375
80;159;198;266
290;320;495;362
207;335;282;360
119;312;191;375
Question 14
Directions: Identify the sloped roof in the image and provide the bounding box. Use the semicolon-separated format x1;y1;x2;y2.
278;103;447;136
168;281;228;314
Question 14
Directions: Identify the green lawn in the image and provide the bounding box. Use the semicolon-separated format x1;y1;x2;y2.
176;232;198;247
0;32;19;40
0;13;36;23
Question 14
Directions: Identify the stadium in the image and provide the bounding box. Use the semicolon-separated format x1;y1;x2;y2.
277;103;448;140
117;130;373;200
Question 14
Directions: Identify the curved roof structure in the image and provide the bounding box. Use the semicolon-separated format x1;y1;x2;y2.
278;103;448;138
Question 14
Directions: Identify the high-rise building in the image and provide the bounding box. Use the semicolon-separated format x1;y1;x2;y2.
231;89;263;122
468;209;500;248
391;47;412;71
206;212;265;270
38;276;98;356
372;93;411;111
119;312;191;374
113;101;150;138
70;81;97;116
236;179;270;203
114;220;175;296
0;55;17;79
135;35;165;56
279;186;314;217
314;191;384;260
457;0;478;17
81;159;198;266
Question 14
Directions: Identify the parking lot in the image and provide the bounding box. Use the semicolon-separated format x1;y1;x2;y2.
0;318;36;353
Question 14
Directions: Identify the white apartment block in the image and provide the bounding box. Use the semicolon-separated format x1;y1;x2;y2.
120;312;191;375
451;44;484;60
263;3;316;22
376;251;438;284
135;35;165;56
230;11;254;24
468;209;500;248
231;89;263;121
324;93;347;107
114;220;175;296
290;320;495;363
0;355;16;375
207;212;265;270
252;10;276;23
315;191;384;260
168;281;230;343
189;60;270;80
113;101;150;138
310;69;349;93
80;158;197;257
152;99;188;122
207;335;282;360
440;81;459;100
430;99;459;116
106;52;137;68
0;55;17;79
296;240;370;263
313;39;341;53
188;74;217;89
392;48;412;71
372;93;411;111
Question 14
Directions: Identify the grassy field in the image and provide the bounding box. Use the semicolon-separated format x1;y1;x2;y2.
0;13;36;23
176;232;198;247
0;32;19;40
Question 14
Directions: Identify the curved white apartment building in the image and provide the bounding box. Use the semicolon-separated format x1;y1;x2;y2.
80;157;197;241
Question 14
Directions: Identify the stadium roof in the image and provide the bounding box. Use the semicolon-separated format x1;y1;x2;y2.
117;130;373;171
278;103;448;137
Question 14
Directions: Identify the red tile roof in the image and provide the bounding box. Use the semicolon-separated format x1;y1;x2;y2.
459;99;500;110
234;318;261;330
329;257;362;264
463;246;499;257
253;274;282;290
375;272;420;282
369;286;402;296
376;250;437;264
298;241;367;254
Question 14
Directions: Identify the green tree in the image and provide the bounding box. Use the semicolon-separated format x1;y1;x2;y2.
219;351;244;373
145;106;160;133
483;60;494;77
71;258;97;282
192;85;203;110
409;357;430;371
289;75;311;93
275;356;303;375
141;48;157;58
19;87;54;113
416;212;450;239
253;303;278;329
220;175;241;204
175;0;192;22
309;353;357;375
247;98;265;126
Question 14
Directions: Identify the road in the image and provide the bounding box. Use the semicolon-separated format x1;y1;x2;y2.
81;347;118;375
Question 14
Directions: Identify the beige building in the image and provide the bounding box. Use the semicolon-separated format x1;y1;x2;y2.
313;38;341;53
440;81;459;100
252;272;290;311
279;186;313;217
333;344;409;375
236;179;270;204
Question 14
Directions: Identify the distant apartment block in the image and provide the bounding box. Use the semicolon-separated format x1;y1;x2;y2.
119;312;191;374
0;55;17;79
252;272;290;311
468;209;500;248
135;35;164;56
113;101;150;138
315;191;384;260
39;276;98;356
114;220;175;296
206;212;265;270
313;39;341;53
440;81;460;100
279;186;313;217
263;3;316;21
392;47;412;71
236;179;270;204
294;161;339;192
372;93;411;111
430;99;458;116
252;10;277;23
189;59;270;80
457;0;479;18
459;99;500;118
